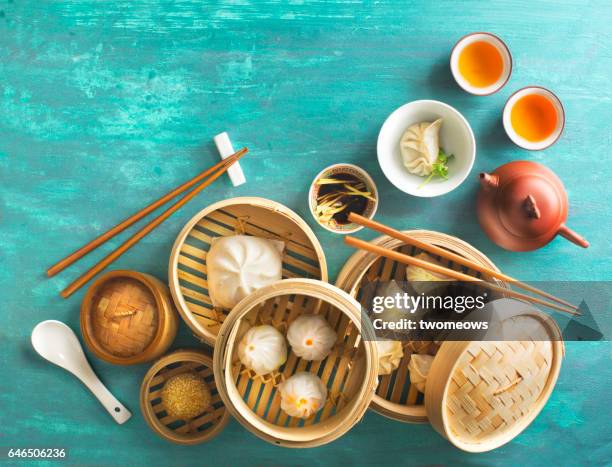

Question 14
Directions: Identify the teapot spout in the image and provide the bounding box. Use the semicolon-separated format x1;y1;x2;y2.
558;224;589;248
479;173;499;191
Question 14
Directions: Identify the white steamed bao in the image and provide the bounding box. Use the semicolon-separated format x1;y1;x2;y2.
287;314;337;361
279;372;327;419
400;118;443;176
375;340;404;375
206;235;284;309
238;325;287;375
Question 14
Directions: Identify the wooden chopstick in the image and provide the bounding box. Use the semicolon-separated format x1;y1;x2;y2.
344;235;579;316
59;148;248;298
47;148;249;277
348;212;579;312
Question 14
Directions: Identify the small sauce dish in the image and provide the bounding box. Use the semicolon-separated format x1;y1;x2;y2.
308;163;378;234
503;86;565;150
450;32;512;96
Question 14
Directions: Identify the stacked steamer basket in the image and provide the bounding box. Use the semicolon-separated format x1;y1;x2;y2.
336;230;564;452
213;279;379;448
140;349;230;445
169;197;328;345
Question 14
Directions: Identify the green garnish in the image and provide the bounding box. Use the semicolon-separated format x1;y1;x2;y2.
418;149;454;189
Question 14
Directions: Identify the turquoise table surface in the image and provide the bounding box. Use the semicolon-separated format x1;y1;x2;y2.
1;0;611;465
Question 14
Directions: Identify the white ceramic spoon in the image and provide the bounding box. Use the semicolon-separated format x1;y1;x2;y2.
31;320;131;424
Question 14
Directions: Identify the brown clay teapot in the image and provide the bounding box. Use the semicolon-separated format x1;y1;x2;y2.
477;160;588;251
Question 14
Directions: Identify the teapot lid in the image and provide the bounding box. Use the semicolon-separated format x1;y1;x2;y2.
477;161;568;251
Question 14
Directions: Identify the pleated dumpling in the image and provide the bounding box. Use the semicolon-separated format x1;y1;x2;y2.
375;340;404;375
279;372;327;419
287;314;337;361
406;252;454;294
400;118;442;176
408;354;435;392
207;235;284;309
238;325;287;375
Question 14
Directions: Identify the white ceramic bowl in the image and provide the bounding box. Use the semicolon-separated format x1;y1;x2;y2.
308;163;378;234
450;32;512;96
503;86;565;150
377;100;476;198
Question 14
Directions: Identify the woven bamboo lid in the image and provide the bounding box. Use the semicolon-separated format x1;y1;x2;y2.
168;197;328;346
425;302;564;452
213;279;379;448
140;349;230;445
336;230;506;423
81;270;178;365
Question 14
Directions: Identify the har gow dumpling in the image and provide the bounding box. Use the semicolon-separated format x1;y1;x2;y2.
408;354;434;393
287;314;337;361
207;235;284;309
279;372;327;419
238;325;287;375
375;340;404;375
400;118;442;176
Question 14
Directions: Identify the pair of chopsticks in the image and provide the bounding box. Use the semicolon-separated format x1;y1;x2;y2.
48;148;249;298
344;212;579;316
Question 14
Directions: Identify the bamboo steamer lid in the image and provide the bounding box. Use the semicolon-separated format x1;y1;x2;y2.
168;197;327;345
336;230;506;423
81;270;178;365
140;349;230;445
213;278;379;448
425;302;564;453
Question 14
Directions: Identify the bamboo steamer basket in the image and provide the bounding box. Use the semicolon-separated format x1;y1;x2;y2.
335;230;505;423
425;303;563;452
213;278;379;448
81;270;178;365
140;349;230;445
169;197;327;345
336;231;564;452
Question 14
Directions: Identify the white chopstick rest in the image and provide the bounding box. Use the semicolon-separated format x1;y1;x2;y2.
214;132;246;187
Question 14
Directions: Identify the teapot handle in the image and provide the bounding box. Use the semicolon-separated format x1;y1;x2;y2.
558;224;589;248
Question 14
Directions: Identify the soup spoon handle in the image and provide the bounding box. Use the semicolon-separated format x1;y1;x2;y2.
75;363;132;425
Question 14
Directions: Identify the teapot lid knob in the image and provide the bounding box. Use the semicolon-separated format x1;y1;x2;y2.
523;195;541;219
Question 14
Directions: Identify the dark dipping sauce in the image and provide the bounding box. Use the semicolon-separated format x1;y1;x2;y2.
317;173;369;225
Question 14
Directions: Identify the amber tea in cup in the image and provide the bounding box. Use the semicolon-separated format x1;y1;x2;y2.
503;87;565;150
510;94;558;142
451;33;512;95
458;41;503;88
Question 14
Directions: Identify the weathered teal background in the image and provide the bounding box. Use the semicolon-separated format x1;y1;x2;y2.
1;0;610;465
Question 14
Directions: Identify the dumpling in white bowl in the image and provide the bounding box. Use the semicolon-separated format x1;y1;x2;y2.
207;235;284;309
287;314;337;361
238;325;287;375
400;118;442;177
279;372;327;419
